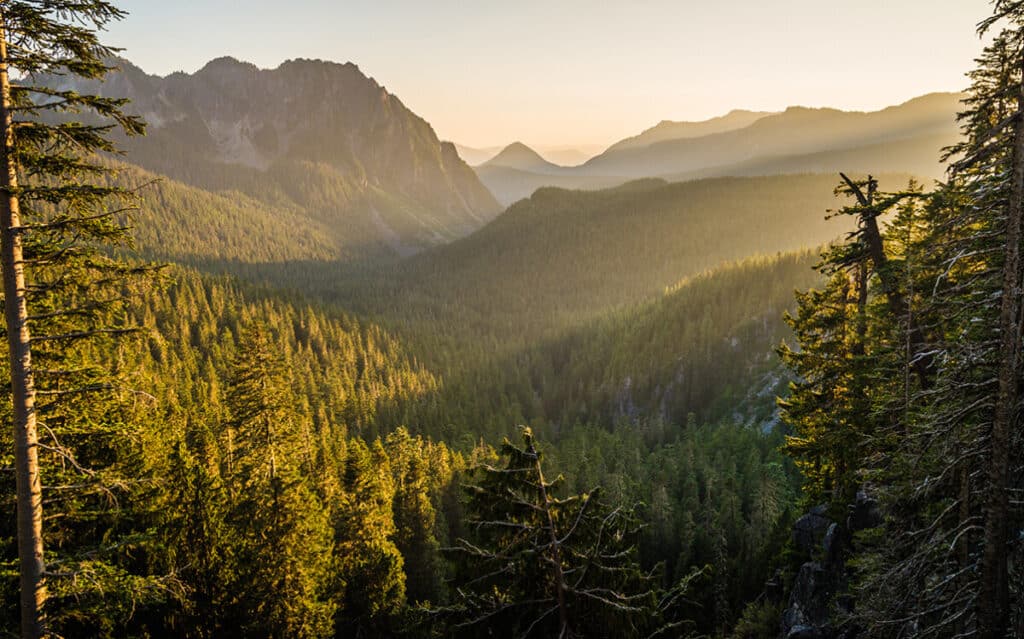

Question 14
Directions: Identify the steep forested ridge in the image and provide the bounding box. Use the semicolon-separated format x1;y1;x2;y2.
339;175;878;334
769;6;1024;636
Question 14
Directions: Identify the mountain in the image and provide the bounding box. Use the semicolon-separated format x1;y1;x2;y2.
526;251;822;428
105;159;339;265
476;142;585;204
583;92;962;177
473;165;624;206
604;109;774;153
454;143;597;168
321;172;889;445
482;141;564;173
663;131;954;183
473;93;960;204
58;57;501;260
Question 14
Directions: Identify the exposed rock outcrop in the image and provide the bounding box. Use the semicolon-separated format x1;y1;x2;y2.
779;492;883;639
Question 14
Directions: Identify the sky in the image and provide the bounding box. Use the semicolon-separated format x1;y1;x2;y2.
106;1;994;149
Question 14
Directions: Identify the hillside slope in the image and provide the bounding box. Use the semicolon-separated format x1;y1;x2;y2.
664;131;954;182
338;173;910;349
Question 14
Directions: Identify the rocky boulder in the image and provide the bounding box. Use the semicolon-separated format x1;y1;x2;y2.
793;504;832;557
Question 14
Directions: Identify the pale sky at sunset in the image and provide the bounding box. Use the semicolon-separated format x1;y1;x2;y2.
108;1;993;149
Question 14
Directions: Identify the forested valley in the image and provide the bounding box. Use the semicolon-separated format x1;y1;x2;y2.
0;1;1022;639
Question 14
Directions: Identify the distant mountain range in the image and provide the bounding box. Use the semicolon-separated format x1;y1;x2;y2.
585;93;960;176
55;57;501;260
476;93;963;205
49;55;965;265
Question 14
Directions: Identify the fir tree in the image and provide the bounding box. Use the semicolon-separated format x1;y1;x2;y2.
220;326;335;637
334;437;406;633
447;427;672;639
0;2;152;635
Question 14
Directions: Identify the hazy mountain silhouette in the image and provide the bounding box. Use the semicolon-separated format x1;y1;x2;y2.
473;165;625;208
604;109;774;153
455;142;597;168
483;142;564;173
475;93;961;204
583;92;961;177
663;131;953;183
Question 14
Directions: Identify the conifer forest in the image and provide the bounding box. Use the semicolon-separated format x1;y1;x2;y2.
0;1;1021;638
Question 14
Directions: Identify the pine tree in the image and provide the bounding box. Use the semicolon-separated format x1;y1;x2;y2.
220;326;335;637
778;7;1024;631
334;437;406;633
854;7;1024;635
0;2;147;635
162;440;229;638
447;426;668;639
779;271;860;506
385;427;447;605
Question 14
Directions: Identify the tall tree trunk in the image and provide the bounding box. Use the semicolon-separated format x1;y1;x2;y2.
979;68;1024;639
0;21;46;639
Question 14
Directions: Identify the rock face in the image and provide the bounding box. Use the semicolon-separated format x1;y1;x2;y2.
780;494;883;639
793;504;832;556
847;491;882;532
55;57;502;258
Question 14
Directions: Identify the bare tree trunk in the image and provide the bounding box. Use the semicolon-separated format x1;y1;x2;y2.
0;21;46;639
978;70;1024;639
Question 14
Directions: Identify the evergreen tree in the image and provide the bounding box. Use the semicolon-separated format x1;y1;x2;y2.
778;270;863;506
0;2;151;635
220;327;335;637
162;440;229;638
334;437;406;633
386;427;447;605
777;7;1024;628
854;7;1024;636
447;427;670;639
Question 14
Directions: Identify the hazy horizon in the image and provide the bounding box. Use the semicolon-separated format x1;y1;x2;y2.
109;0;990;149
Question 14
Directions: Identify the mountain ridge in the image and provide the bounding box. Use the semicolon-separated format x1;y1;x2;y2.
475;92;961;204
605;108;775;153
57;56;502;260
582;91;963;176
